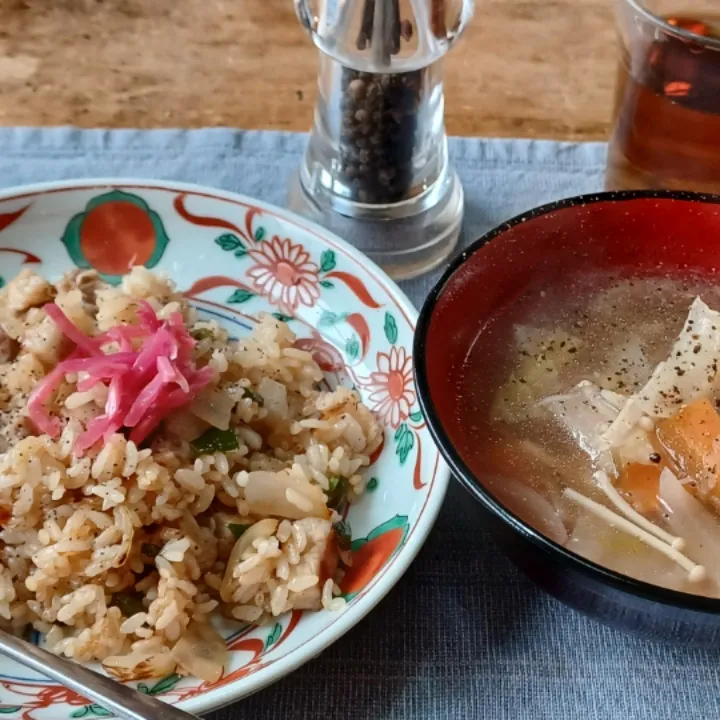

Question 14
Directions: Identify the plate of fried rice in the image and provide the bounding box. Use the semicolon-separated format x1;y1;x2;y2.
0;179;447;716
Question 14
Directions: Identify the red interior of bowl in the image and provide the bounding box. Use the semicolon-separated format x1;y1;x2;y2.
424;195;720;464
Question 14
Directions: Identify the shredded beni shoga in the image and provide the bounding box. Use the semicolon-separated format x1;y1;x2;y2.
27;298;213;453
540;297;720;585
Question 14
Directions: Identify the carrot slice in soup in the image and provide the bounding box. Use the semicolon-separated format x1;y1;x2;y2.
656;397;720;496
616;462;662;514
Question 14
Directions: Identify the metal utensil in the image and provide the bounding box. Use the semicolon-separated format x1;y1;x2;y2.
0;628;198;720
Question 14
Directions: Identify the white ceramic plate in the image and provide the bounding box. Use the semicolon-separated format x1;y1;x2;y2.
0;180;448;718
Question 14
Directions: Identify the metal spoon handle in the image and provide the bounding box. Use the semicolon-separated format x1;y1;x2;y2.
0;629;198;720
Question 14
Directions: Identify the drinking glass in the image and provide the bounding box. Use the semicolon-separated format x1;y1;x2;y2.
606;0;720;193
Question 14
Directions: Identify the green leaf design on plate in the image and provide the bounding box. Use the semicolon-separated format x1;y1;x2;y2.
320;249;336;274
366;477;379;492
265;622;282;650
138;673;182;696
319;280;334;289
215;233;243;252
0;278;5;289
0;707;21;716
394;423;415;465
409;410;423;422
145;211;170;270
384;312;398;345
85;190;149;214
272;312;293;322
318;311;347;328
349;514;409;553
254;226;266;242
234;247;248;258
227;289;255;304
60;212;91;270
345;336;361;362
85;705;113;718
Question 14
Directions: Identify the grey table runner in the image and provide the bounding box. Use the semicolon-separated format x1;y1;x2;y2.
0;128;714;720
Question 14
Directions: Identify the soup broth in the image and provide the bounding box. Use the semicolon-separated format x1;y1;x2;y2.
457;271;720;596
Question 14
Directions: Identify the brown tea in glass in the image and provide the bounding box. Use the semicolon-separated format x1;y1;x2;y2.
606;1;720;193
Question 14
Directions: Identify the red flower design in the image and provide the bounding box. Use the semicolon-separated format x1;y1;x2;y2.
367;347;415;428
247;236;320;312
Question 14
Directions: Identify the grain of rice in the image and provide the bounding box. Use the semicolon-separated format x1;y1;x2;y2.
291;523;308;553
220;475;239;499
211;349;229;373
64;390;96;410
231;605;263;622
270;585;289;616
235;554;264;575
191;484;216;514
321;578;334;610
297;419;332;430
276;556;290;580
174;469;205;492
239;565;270;586
286;540;300;566
194;599;218;614
161;538;191;563
276;520;292;543
154;600;181;631
214;452;230;475
120;613;147;634
237;427;262;451
233;470;249;488
288;574;319;593
122;442;139;478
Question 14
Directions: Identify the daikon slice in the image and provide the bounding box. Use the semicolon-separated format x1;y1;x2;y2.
541;381;624;473
604;297;720;448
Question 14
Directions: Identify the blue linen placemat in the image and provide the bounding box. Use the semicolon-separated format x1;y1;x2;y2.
0;128;714;720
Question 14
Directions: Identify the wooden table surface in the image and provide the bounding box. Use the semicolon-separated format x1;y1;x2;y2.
0;0;617;141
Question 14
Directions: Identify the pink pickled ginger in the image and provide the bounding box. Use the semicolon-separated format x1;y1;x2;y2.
27;301;213;454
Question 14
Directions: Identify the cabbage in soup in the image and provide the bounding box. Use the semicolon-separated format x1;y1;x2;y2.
457;272;720;597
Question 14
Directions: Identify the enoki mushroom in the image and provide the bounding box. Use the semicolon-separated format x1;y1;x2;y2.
563;487;706;582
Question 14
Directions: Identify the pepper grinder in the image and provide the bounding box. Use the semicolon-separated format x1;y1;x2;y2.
290;0;473;280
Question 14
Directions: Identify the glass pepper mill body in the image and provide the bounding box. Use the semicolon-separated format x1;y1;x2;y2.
290;0;473;280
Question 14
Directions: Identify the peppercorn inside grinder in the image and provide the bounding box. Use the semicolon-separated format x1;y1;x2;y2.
290;0;473;280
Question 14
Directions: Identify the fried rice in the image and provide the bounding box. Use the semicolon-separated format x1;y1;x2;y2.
0;267;382;682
